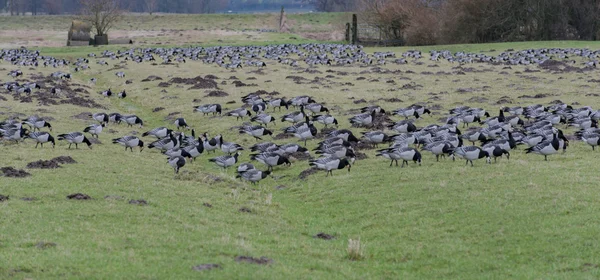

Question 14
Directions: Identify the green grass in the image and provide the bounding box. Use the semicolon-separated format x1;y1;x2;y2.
3;39;600;278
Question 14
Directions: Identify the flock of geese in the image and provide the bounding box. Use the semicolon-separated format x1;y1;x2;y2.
2;45;600;184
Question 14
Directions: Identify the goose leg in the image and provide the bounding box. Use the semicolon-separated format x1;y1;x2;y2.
470;160;474;167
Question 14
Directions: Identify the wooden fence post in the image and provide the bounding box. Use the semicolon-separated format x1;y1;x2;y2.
345;23;350;42
352;14;358;45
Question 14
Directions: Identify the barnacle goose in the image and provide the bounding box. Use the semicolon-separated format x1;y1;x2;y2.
112;136;144;152
309;157;352;177
209;151;240;169
57;132;92;149
28;131;55;148
83;123;104;138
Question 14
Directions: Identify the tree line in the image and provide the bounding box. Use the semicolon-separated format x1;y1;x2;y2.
1;0;310;15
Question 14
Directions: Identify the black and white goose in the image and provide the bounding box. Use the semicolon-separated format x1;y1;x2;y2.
327;129;360;143
288;122;317;145
117;90;126;98
237;163;256;173
250;153;291;171
1;127;28;143
305;103;329;115
581;133;600;150
361;131;393;147
268;98;288;111
312;115;338;128
217;134;244;154
482;145;510;162
23;116;52;131
316;145;355;159
349;111;375;127
123;115;144;128
101;88;112;97
28;131;55;148
281;106;306;123
83;123;104;138
173;118;189;130
276;143;309;155
112;136;144;152
422;141;454;162
377;147;422;167
91;113;109;125
167;156;186;174
452;146;491;166
226;108;252;120
251;102;268;114
109;113;122;124
388;120;417;133
309;157;352;177
251;113;276;127
360;105;386;114
525;129;560;161
182;140;204;161
194;104;222;115
209;152;240;169
393;107;419;119
142;127;173;139
410;105;431;116
57;132;92;149
239;125;273;140
148;133;180;151
202;133;222;153
236;169;271;185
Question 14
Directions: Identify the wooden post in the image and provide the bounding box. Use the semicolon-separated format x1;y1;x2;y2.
345;23;350;42
352;14;358;45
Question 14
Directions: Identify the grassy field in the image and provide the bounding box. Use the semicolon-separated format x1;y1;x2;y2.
2;17;600;277
0;13;350;48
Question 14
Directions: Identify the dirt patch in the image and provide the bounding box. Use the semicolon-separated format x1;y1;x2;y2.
382;97;403;103
26;160;61;169
203;202;213;208
299;167;319;180
141;75;163;82
400;82;423;90
496;97;513;104
355;152;368;160
235;256;273;265
153;107;165;112
518;93;551;99
370;113;394;131
0;194;8;202
466;97;488;103
1;167;31;178
71;112;92;120
289;152;311;161
158;82;171;87
205;74;219;80
129;199;147;205
67;193;91;200
36;242;57;249
192;264;221;271
353;99;366;104
274;133;294;140
164;112;181;121
21;197;35;201
239;207;252;213
313;232;335;240
205;90;229;97
60;96;106;109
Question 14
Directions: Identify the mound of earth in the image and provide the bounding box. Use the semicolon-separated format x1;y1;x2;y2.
129;199;148;205
205;91;229;97
1;167;31;178
235;256;273;265
0;194;9;202
67;193;91;200
313;232;335;240
141;75;163;82
26;160;61;169
192;264;221;271
299;167;319;180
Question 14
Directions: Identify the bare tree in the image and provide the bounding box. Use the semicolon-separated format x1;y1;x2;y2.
145;0;157;14
78;0;122;36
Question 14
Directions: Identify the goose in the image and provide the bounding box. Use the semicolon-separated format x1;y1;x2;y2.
83;123;104;138
422;141;454;161
182;140;204;160
23;117;52;131
226;108;252;120
503;106;524;115
361;131;393;147
410;105;431;116
268;98;288;111
217;134;244;154
452;146;491;166
482;131;516;151
305;103;329;115
288;96;315;108
459;114;482;127
123;115;144;128
236;170;271;185
173;118;189;130
164;148;192;158
327;129;359;143
481;145;510;162
281;106;306;123
250;153;291;171
148;133;180;151
109;113;122;124
1;127;28;143
57;132;92;149
250;142;279;153
142;127;172;139
393;107;419;119
525;130;560;161
315;145;355;159
117;90;126;98
309;157;352;177
202;133;222;153
581;133;600;150
194;104;222;115
28;131;55;148
91;113;109;125
209;151;240;169
316;137;352;151
360;105;386;114
251;113;276;127
167;156;186;174
276;143;309;155
380;147;422;167
312;115;338;127
388;120;417;133
251;103;267;114
112;136;144;152
568;118;597;129
349;111;375;127
101;88;112;97
239;125;273;140
115;71;125;78
289;122;317;145
237;163;256;173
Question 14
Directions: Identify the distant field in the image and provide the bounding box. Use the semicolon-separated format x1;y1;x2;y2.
2;38;600;279
0;13;350;48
